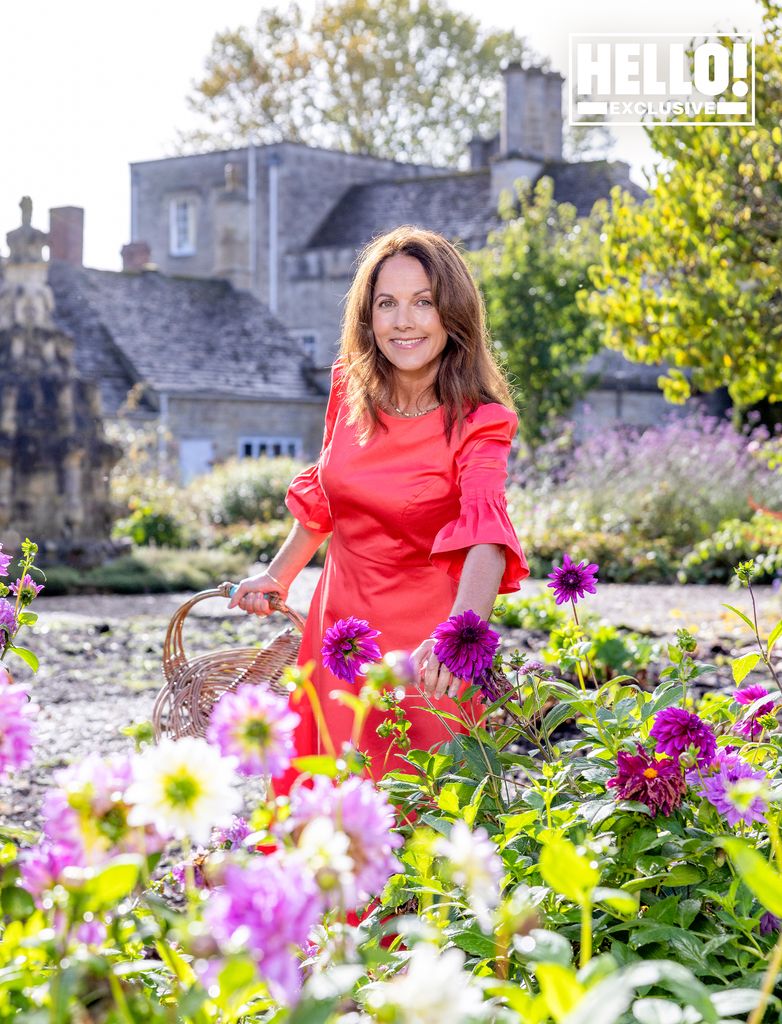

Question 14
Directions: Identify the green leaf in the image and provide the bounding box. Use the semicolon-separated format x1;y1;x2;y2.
731;651;760;684
512;928;573;965
536;963;585;1022
632;998;683;1024
6;645;38;672
722;603;756;633
768;618;782;654
722;837;782;917
449;926;496;959
539;836;599;906
17;612;37;626
79;856;142;908
1;885;35;920
594;886;639;916
662;864;703;886
292;755;340;777
436;786;461;815
563;961;716;1024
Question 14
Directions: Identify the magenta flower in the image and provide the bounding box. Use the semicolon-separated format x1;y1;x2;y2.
0;685;36;779
321;616;382;683
432;609;499;681
0;599;18;652
20;842;77;904
734;684;776;740
207;684;300;777
698;758;768;827
547;554;599;605
607;744;686;817
9;574;44;605
0;544;10;577
518;660;551;677
205;853;321;1004
650;707;717;766
286;775;402;904
477;665;512;703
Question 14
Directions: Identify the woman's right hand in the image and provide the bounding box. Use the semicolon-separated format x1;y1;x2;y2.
226;571;289;617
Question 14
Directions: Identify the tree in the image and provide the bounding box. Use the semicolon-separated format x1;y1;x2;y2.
582;3;782;412
178;0;535;165
468;176;606;451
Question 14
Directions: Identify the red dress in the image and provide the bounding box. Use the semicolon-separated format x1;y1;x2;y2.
280;364;529;788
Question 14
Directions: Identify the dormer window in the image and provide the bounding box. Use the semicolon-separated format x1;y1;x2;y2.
169;197;196;256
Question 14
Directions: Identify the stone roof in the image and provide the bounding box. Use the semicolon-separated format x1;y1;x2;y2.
306;159;646;251
48;262;320;414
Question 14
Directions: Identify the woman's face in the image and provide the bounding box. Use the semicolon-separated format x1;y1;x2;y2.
371;254;448;383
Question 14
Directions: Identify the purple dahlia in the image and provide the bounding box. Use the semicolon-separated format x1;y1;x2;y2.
321;616;382;684
734;684;776;740
650;707;717;767
546;553;599;606
431;609;499;681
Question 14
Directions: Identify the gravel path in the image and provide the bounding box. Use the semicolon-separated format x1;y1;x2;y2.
2;569;780;832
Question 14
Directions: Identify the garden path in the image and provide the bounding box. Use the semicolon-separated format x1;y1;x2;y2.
2;569;779;832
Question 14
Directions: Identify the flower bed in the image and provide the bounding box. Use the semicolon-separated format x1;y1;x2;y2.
1;540;782;1021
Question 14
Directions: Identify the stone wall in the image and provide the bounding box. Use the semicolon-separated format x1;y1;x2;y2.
165;394;328;480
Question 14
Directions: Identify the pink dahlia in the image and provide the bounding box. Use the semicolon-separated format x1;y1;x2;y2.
9;574;44;605
650;707;717;767
0;544;10;577
431;609;499;681
607;744;686;817
42;753;164;862
321;616;382;683
205;853;321;1004
20;841;78;904
286;775;402;904
546;553;599;605
0;685;36;779
207;684;300;777
734;684;776;740
0;599;18;652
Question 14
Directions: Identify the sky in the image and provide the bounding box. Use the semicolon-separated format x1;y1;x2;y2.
1;0;765;271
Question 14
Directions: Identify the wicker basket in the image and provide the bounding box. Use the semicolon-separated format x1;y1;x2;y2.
152;581;306;741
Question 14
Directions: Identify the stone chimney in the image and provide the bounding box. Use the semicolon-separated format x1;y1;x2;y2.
212;161;251;292
49;206;84;266
491;63;564;207
121;241;152;272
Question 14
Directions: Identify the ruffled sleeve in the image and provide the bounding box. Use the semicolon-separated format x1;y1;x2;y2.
285;362;343;533
430;404;529;594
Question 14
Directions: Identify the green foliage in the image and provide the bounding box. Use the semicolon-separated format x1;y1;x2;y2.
188;456;303;526
582;4;782;409
39;549;249;595
469;176;605;448
679;512;782;584
179;0;532;164
114;502;189;548
215;520;328;567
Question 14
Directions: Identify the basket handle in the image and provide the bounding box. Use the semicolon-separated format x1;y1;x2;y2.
161;582;306;684
222;581;306;633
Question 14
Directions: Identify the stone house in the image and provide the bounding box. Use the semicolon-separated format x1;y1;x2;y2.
31;65;683;482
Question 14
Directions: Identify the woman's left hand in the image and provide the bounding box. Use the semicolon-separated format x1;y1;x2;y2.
410;638;460;700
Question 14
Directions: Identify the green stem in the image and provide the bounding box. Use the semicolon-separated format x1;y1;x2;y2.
747;929;782;1024
580;899;593;968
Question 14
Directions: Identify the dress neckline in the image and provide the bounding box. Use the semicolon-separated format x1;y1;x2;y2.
378;404;444;423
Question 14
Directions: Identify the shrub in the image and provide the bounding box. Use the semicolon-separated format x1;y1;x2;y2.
679;511;782;584
215;519;327;566
188;456;304;526
510;410;782;581
39;548;250;595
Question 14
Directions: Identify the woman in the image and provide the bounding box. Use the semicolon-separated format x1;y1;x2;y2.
229;226;529;790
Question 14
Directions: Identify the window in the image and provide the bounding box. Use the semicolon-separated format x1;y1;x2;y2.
168;197;197;256
294;331;319;361
238;436;303;459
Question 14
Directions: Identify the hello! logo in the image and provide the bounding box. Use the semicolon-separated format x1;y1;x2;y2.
568;33;755;126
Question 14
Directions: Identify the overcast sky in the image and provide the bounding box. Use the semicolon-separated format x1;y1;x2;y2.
1;0;765;270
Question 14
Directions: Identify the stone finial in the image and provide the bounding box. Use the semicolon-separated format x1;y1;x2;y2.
6;196;50;264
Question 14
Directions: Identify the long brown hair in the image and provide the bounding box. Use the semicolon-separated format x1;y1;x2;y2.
338;226;514;444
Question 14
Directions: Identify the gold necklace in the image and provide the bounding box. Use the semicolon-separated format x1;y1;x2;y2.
391;402;441;418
